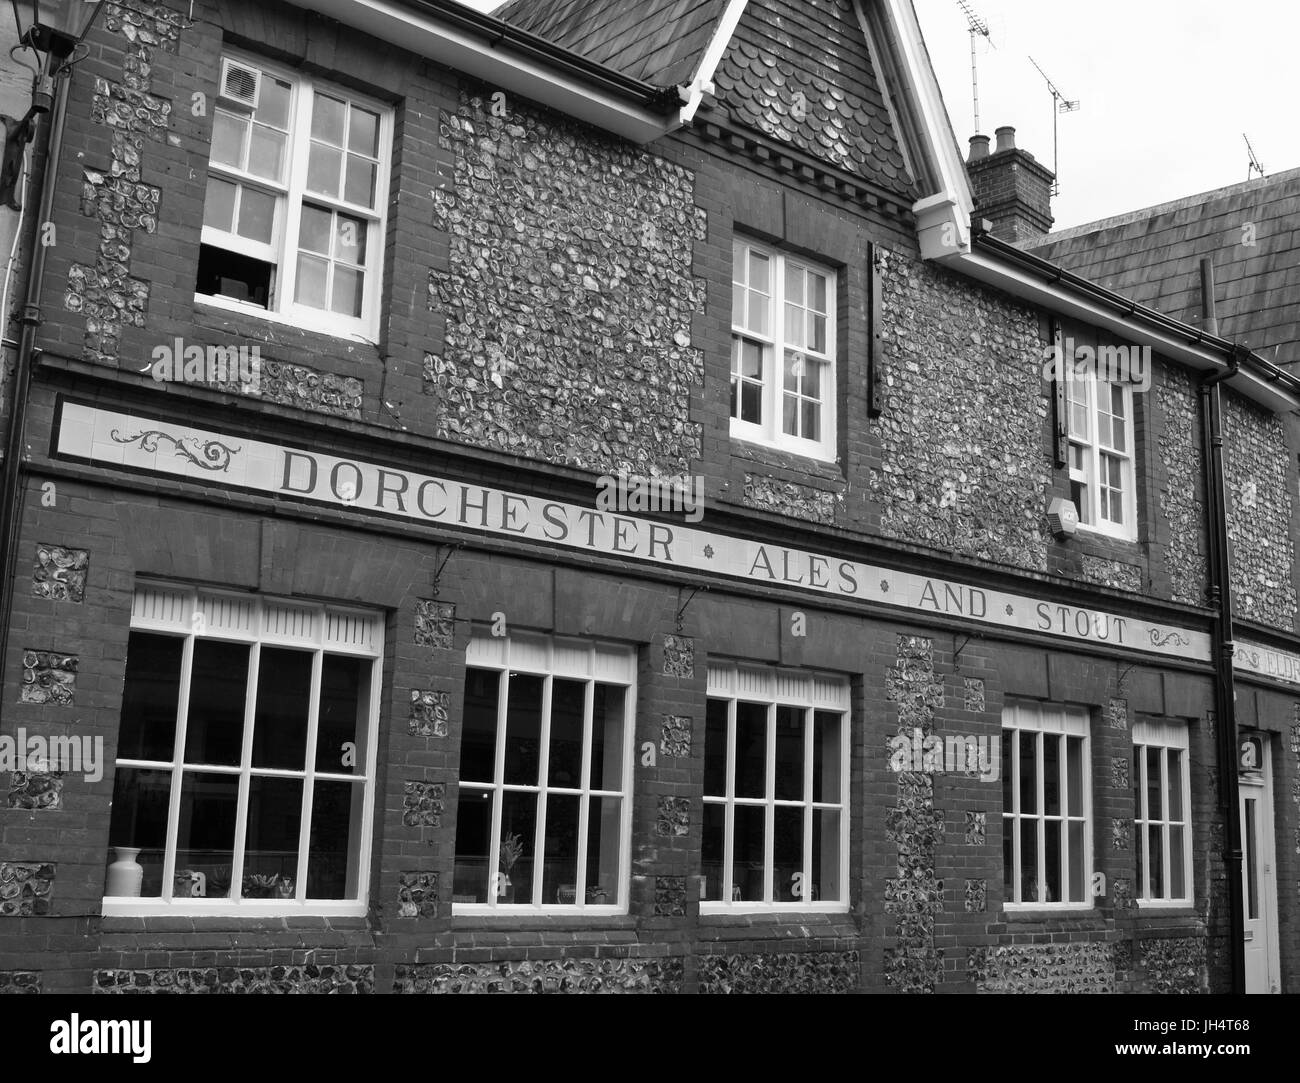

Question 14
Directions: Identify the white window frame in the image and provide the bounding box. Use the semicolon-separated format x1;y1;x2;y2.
730;238;837;462
453;633;636;914
197;49;392;343
1001;701;1092;910
1133;719;1193;907
104;584;384;917
701;663;850;914
1067;368;1137;541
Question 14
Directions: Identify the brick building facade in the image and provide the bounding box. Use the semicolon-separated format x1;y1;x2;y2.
1;0;1298;994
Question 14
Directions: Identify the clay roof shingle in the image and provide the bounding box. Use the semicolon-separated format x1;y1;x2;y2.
1025;168;1300;368
493;0;731;87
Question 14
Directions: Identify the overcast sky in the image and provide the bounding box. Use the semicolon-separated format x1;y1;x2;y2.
461;0;1300;231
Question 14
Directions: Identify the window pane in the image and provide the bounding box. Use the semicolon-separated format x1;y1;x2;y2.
1147;750;1163;823
118;633;184;762
784;262;803;304
741;380;762;424
1067;820;1085;902
747;291;769;335
349;106;380;155
335;214;367;262
236;187;275;243
1043;734;1060;816
1001;730;1013;810
1018;731;1037;815
344;155;377;207
242;776;302;895
452;789;492;903
1135;746;1144;820
203;176;237;232
801;400;819;442
1168;750;1184;821
814;808;841;901
782;394;797;437
299;205;332;254
258;78;292;131
810;313;826;354
294;254;329;309
1170;824;1185;899
1044;818;1061;902
1147;824;1164;898
803;358;822;400
1111;384;1126;418
106;767;171;897
732;804;765;903
1111;416;1127;453
248;125;285;181
540;793;579;904
1244;799;1258;919
585;795;620;903
784;353;801;393
503;674;543;786
1020;819;1038;903
499;789;537;903
773;805;803;901
735;701;766;799
307;780;363;899
547;678;584;788
811;274;827;312
184;640;249;766
307;142;342;197
311;94;347;144
251;647;311;770
748;251;769;292
702;802;725;902
459;669;499;783
774;706;804;801
590;683;625;791
704;698;727;797
1070;401;1088;438
785;303;805;348
331;265;364;318
1066;736;1083;813
315;654;369;775
175;772;238;897
740;338;763;378
211;111;245;169
812;711;841;804
1003;820;1013;898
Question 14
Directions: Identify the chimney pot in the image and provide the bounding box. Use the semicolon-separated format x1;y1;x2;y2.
968;134;990;162
995;125;1016;153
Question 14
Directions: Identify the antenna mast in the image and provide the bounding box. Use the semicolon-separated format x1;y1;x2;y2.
1243;134;1265;181
1029;56;1079;196
957;1;994;134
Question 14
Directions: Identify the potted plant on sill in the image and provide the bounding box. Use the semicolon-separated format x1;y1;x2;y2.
498;832;524;903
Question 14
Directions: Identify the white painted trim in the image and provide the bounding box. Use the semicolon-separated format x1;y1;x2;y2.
309;0;677;144
678;0;749;125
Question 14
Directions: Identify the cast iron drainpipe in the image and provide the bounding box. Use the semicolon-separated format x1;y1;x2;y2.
0;73;70;703
1198;257;1247;994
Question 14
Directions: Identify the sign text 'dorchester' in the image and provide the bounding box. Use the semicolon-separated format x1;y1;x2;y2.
57;403;1255;672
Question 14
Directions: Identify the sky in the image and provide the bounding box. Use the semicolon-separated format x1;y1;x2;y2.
458;0;1300;231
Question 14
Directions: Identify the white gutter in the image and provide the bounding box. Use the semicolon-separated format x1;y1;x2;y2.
309;0;678;143
678;0;748;125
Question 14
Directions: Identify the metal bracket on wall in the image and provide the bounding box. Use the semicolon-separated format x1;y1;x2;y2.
952;632;974;671
430;543;461;599
1115;662;1138;694
675;585;707;632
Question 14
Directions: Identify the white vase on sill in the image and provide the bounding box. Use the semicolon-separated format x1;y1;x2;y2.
106;847;143;898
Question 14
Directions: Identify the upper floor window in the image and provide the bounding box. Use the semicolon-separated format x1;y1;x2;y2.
197;53;391;340
1067;369;1136;540
104;586;383;916
702;663;850;911
1133;720;1192;905
731;239;837;461
1001;701;1091;908
453;634;636;912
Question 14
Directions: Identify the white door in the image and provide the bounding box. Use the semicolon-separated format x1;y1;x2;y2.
1239;736;1279;994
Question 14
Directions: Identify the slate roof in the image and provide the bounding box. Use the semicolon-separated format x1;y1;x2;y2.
493;0;730;87
1024;168;1300;368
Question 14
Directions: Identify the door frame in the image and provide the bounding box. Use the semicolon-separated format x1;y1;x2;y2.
1238;732;1280;994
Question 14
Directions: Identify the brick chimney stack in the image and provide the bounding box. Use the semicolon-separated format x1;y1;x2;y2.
965;126;1055;243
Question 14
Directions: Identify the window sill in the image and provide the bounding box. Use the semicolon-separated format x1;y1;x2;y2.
1073;522;1138;546
194;295;378;346
101;899;368;919
698;906;852;921
450;910;635;929
729;427;837;469
1133;900;1197;914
